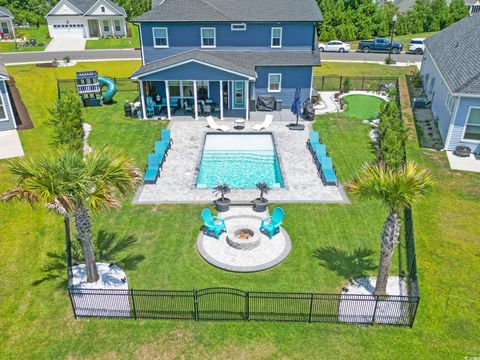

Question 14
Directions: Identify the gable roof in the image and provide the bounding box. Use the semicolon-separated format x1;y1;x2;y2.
425;13;480;95
0;56;9;79
47;0;126;17
136;0;322;22
131;49;320;79
0;6;13;18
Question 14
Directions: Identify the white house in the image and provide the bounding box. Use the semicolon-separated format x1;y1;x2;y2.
46;0;127;39
0;6;15;39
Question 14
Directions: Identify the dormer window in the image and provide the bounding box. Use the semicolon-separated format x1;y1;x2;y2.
271;27;282;48
231;23;246;31
201;27;216;48
101;6;105;13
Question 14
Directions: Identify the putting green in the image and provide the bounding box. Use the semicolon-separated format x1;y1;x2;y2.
343;94;385;120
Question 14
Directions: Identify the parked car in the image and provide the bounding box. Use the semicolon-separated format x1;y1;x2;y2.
358;37;403;54
408;38;426;55
319;40;351;52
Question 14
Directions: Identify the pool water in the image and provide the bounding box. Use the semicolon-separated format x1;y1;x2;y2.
197;134;284;189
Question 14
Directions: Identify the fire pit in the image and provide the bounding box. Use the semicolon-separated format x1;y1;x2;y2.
227;226;261;250
454;145;471;157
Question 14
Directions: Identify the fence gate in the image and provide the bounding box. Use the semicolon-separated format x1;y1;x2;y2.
196;288;246;321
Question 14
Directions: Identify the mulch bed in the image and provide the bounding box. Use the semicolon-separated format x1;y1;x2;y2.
7;78;34;130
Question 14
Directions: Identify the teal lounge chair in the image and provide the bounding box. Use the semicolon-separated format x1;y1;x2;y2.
313;144;327;168
320;156;338;186
154;140;169;163
307;131;320;153
143;153;161;184
201;208;226;239
260;207;285;239
161;129;173;148
145;96;155;118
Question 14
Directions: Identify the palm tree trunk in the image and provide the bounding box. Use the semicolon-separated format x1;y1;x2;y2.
74;204;99;283
375;210;401;295
63;215;73;280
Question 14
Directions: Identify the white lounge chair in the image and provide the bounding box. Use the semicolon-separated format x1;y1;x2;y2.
252;114;274;131
206;116;229;132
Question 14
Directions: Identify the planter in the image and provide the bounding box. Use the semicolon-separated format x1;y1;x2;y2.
253;198;268;212
215;198;231;212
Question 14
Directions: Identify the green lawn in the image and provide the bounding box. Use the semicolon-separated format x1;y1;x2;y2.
348;32;437;51
0;25;51;52
314;62;418;77
85;25;140;49
0;61;479;359
343;94;385;120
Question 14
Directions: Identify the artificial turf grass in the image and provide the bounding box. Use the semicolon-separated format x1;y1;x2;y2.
342;94;385;120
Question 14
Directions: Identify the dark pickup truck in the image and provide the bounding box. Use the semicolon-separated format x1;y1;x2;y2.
358;38;403;54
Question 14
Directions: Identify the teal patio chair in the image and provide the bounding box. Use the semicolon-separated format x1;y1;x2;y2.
260;207;285;239
319;156;338;186
143;153;161;184
313;144;327;168
161;129;173;148
201;208;226;239
307;131;320;153
145;96;155;118
154;140;169;164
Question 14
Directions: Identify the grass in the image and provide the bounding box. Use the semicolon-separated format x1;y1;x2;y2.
348;32;437;51
0;25;51;52
343;94;385;120
314;62;418;77
0;61;479;359
85;25;140;50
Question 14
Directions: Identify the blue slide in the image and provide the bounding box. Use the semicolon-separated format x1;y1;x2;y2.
98;77;117;104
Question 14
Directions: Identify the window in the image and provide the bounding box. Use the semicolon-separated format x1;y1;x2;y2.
114;20;121;32
446;93;457;114
0;90;6;120
201;28;215;48
231;23;246;31
168;81;180;97
271;27;282;48
268;73;281;92
197;81;209;100
153;27;168;48
101;6;105;13
182;81;194;97
103;20;109;32
1;22;9;34
463;108;480;141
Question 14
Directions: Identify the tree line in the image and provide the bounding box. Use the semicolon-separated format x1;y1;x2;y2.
317;0;470;41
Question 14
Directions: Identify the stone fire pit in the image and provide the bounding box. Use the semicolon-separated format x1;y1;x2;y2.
226;226;261;250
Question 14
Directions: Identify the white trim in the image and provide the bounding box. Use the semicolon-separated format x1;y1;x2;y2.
132;59;254;81
152;27;169;48
139;24;145;65
193;80;198;120
0;9;13;18
83;0;126;17
165;80;171;119
271;27;282;48
268;73;282;93
445;92;457;115
0;81;9;122
232;81;245;109
245;80;249;120
200;27;216;48
309;67;314;99
231;23;246;31
444;95;461;150
139;80;146;119
219;80;224;120
460;106;480;143
45;0;83;17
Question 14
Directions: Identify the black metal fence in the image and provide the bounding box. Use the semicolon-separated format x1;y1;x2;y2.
68;286;419;326
313;75;398;93
57;77;139;99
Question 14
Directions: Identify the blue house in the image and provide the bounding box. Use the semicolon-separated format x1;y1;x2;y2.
420;13;480;152
130;0;322;120
0;57;16;132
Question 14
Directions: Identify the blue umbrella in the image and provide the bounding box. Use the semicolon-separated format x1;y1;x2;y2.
291;88;302;126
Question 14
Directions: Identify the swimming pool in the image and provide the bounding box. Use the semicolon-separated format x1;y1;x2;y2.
196;133;284;189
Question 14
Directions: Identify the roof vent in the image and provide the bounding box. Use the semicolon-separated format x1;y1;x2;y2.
455;41;459;48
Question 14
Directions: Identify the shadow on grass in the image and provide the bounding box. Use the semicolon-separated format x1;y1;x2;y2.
313;246;377;279
32;230;145;289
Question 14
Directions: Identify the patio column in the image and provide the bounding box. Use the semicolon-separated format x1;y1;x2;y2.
123;19;127;37
139;80;147;120
165;80;171;119
193;80;198;120
245;80;249;120
219;80;223;120
110;19;115;36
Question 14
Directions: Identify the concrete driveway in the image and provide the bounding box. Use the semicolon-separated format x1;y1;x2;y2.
45;38;86;52
0;130;24;160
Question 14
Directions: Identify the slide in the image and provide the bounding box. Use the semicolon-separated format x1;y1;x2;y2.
98;77;117;104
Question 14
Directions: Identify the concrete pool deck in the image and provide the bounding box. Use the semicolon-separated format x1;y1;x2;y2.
133;117;349;204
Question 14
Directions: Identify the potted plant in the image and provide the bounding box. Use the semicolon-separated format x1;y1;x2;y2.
213;182;231;212
253;182;271;212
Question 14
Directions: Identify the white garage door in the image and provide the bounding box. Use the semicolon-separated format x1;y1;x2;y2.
52;23;84;38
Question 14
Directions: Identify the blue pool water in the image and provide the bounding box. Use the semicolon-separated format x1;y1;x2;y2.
197;134;284;189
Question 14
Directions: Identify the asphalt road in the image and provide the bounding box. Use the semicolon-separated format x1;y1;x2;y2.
1;48;422;64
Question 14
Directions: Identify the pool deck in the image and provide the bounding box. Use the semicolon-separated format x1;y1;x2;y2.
133;116;349;204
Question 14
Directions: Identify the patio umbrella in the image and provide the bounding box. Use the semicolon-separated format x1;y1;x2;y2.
289;88;304;130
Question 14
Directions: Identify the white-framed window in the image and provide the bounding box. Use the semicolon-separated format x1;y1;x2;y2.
463;107;480;142
168;81;180;97
231;23;246;31
445;93;457;114
153;27;168;48
0;92;7;121
201;27;216;48
1;22;9;34
103;20;109;32
268;73;282;92
182;81;194;97
114;20;121;32
271;27;282;48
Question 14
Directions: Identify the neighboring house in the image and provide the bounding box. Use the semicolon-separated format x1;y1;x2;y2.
0;58;16;132
420;13;480;152
0;6;15;39
466;0;480;14
45;0;127;39
131;0;322;120
387;0;478;14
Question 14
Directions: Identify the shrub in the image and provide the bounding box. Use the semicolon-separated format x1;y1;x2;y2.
377;100;407;169
384;56;394;65
342;78;352;93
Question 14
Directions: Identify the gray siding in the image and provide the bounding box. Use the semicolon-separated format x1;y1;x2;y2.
0;80;15;131
447;96;480;152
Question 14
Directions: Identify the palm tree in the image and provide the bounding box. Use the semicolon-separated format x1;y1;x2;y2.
347;161;433;295
2;148;141;283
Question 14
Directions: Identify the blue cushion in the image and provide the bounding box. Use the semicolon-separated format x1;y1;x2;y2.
144;167;158;182
322;168;337;184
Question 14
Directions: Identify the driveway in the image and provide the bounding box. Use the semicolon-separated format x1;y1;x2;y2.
45;38;86;52
0;130;24;160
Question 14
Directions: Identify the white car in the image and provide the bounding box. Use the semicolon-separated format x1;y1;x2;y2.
319;40;351;53
408;38;426;55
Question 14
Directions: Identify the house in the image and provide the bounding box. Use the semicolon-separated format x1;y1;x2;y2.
420;13;480;152
131;0;322;120
46;0;127;39
0;6;15;39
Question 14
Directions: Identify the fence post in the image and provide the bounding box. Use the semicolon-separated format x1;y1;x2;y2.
361;76;365;90
308;293;314;323
57;80;61;100
321;76;325;91
245;290;250;320
410;297;420;327
193;289;199;321
67;288;78;319
339;76;343;91
372;295;380;325
130;289;137;320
